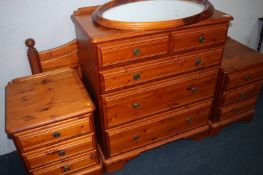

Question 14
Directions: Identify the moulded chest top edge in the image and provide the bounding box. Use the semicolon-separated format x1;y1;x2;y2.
72;7;233;44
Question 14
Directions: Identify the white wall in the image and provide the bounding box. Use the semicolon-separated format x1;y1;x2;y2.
0;0;263;155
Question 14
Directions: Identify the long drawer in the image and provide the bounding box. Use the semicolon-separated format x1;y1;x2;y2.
106;99;212;157
172;24;228;53
15;115;92;152
97;34;169;67
218;97;258;120
222;81;262;106
31;151;98;175
100;47;223;92
102;68;218;128
23;134;95;169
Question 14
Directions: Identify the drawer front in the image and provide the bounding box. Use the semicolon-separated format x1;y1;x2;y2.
97;34;169;67
172;25;228;53
15;116;92;152
219;97;257;120
31;151;97;175
101;47;223;92
222;81;262;106
106;100;212;157
225;66;263;90
103;68;218;128
23;134;95;169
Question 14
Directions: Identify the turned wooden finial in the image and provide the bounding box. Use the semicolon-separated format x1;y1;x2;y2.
25;38;42;74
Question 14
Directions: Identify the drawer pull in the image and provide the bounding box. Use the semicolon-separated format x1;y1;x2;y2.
240;93;248;99
133;73;141;80
232;108;241;114
62;165;70;173
133;48;141;56
132;103;140;109
199;35;205;43
133;135;140;141
58;150;66;156
244;75;252;81
186;117;193;124
52;132;61;138
195;58;202;66
188;87;199;93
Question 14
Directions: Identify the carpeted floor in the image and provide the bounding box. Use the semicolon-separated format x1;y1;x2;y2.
1;88;263;175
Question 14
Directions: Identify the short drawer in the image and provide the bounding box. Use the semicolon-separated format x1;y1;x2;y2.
100;47;223;92
97;34;169;67
106;99;212;157
225;66;263;90
31;151;98;175
102;68;218;128
218;97;257;120
222;81;262;106
172;24;228;53
15;115;92;152
23;134;95;169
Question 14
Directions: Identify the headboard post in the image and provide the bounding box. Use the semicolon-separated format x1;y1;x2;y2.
25;38;43;74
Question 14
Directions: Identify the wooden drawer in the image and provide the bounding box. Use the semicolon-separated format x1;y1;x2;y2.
100;47;223;92
15;116;92;152
102;68;218;128
97;34;169;67
219;97;257;120
106;99;212;157
31;151;98;175
23;134;95;169
222;81;262;106
225;66;263;90
172;24;228;53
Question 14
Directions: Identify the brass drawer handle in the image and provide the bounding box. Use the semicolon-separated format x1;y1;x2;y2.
186;117;193;124
133;135;140;141
58;150;66;156
133;73;141;80
132;103;140;109
133;48;141;56
239;93;248;99
199;35;205;43
52;132;61;138
188;87;199;93
232;108;241;114
244;75;252;81
195;58;202;66
62;165;70;173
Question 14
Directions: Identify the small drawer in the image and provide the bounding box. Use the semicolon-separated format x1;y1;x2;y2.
97;34;169;67
106;100;212;157
15;115;92;152
222;81;262;106
100;47;223;92
31;151;98;175
218;97;257;120
172;24;228;53
102;68;218;128
23;134;95;169
225;66;263;90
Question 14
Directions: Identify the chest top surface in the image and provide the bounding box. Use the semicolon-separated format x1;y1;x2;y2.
6;69;95;134
222;38;263;73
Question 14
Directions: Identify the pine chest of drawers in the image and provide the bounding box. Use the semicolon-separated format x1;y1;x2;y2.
210;39;263;134
5;69;102;175
72;7;232;172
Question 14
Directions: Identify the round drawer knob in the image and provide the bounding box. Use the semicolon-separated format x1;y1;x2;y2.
62;165;70;172
188;87;199;93
52;132;61;138
244;75;252;81
195;58;202;66
133;135;140;141
186;117;193;124
132;103;140;109
58;150;66;156
240;93;247;99
199;35;205;43
133;73;141;80
233;108;241;114
133;48;141;56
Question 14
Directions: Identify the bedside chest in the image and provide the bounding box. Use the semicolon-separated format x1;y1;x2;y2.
5;69;102;175
210;39;263;135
